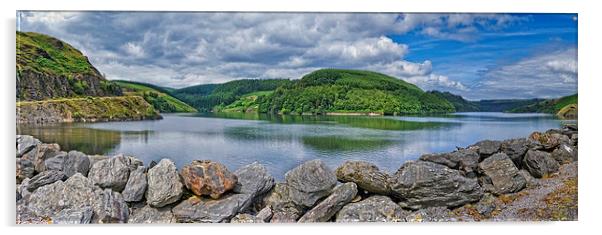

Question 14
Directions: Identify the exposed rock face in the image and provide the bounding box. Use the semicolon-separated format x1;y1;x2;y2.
88;155;132;192
25;173;98;218
552;143;577;164
26;170;67;192
180;160;238;199
335;161;391;195
122;166;147;202
336;195;407;222
523;150;560;178
129;204;175;223
390;161;483;209
478;153;526;195
172;194;252;223
500;138;529;166
51;207;94;224
405;207;456;222
93;189;129;223
298;182;358;222
17;135;40;157
262;183;304;222
419;148;480;177
62;151;91;177
16;158;34;184
233;162;274;196
146;159;183;207
285;159;337;208
471;140;501;157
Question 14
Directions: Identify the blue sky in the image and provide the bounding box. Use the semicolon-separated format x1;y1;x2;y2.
17;12;577;100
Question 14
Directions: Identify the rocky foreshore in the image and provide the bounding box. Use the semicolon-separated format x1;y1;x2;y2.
16;125;578;224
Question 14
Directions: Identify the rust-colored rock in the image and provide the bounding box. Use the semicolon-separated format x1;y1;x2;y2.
180;160;237;199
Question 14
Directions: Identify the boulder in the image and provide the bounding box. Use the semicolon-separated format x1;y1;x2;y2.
16;158;34;184
88;155;132;192
230;214;264;223
523;150;560;178
256;205;273;222
172;194;252;223
262;183;304;222
298;182;358;222
26;143;61;173
285;159;337;208
390;161;483;209
129;204;175;223
518;169;539;188
51;207;94;224
500;138;529;166
419;148;480;177
471;140;501;157
478;153;526;195
17;135;40;157
146;159;183;207
335;195;407;222
233;162;274;196
88;155;109;169
180;160;238;199
25;173;99;218
405;207;456;222
335;161;391;195
17;178;32;199
529;131;568;150
475;193;498;217
93;188;129;223
551;143;577;164
44;151;66;171
62;151;91;177
122;166;148;202
26;170;67;192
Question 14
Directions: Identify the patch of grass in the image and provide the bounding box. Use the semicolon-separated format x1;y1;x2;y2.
114;80;197;113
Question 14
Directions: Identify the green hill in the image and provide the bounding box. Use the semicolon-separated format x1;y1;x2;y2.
173;79;293;112
257;69;455;115
114;80;197;113
507;94;577;114
16;31;121;101
428;91;480;112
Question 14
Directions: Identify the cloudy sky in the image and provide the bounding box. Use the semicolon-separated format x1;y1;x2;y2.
17;12;577;100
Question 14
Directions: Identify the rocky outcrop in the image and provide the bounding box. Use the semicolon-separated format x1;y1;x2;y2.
180;160;238;199
298;182;358;222
146;159;183;208
523;150;560;178
335;161;391;195
122;166;147;202
336;195;407;222
285;159;337;208
478;153;526;195
390;161;483;209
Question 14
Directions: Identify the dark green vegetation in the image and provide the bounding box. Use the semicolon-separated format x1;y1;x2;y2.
428;91;480;112
173;79;293;112
114;80;197;113
508;94;578;114
17;31;121;101
256;69;455;114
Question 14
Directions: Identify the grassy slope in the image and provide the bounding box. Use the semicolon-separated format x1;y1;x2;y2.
114;80;197;113
218;91;274;112
508;94;578;114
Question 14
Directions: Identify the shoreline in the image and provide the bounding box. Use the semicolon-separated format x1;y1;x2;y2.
16;125;578;223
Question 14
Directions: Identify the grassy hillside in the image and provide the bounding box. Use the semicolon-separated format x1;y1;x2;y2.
508;94;577;114
216;91;273;112
17;96;161;124
173;79;293;112
17;31;121;101
428;91;480;112
258;69;455;115
114;80;197;113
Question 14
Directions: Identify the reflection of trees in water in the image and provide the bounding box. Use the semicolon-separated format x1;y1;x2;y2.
17;124;121;155
301;136;395;152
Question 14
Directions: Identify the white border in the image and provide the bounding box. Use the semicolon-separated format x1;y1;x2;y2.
2;0;601;234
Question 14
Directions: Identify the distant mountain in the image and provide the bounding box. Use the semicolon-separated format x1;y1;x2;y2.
114;80;197;113
507;94;577;114
16;31;121;101
257;69;455;114
474;98;545;112
427;91;480;112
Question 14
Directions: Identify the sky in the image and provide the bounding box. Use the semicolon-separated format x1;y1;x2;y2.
17;12;577;100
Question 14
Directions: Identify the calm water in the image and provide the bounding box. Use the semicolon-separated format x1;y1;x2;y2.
18;112;572;179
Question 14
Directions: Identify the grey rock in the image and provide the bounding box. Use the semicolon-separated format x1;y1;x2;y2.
88;155;109;169
231;214;264;223
27;143;61;173
146;159;183;207
25;173;99;218
234;162;275;196
390;161;483;209
27;170;67;192
88;155;131;192
262;183;303;222
335;161;391;195
478;153;526;195
336;195;407;222
299;182;358;222
63;151;91;177
17;135;40;157
51;207;94;224
475;193;497;217
528;131;568;150
419;148;480;177
16;158;34;184
523;150;560;178
93;188;129;223
129;204;175;223
172;194;252;223
123;166;147;202
471;140;502;157
500;138;529;166
255;206;273;222
285;159;337;208
518;169;539;188
405;207;456;222
551;143;577;164
17;178;32;199
43;151;66;171
271;211;300;223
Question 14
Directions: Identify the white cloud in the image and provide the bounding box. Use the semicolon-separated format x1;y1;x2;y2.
122;42;145;58
404;74;469;91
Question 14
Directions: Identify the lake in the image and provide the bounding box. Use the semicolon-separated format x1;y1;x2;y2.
17;112;573;180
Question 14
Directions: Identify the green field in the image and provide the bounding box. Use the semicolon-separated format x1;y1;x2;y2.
114;80;197;113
